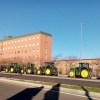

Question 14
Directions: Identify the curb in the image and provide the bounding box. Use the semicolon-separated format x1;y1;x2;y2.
0;77;100;99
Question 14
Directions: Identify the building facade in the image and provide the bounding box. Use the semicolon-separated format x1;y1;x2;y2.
0;31;52;62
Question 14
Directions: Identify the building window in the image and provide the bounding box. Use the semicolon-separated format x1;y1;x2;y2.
33;37;35;40
37;36;39;39
15;41;16;43
3;48;4;50
33;44;35;46
3;43;4;45
18;40;20;42
29;44;31;46
22;39;23;42
6;42;7;44
12;41;13;43
15;51;16;54
15;46;16;48
29;38;31;40
37;43;39;45
25;45;27;47
9;42;10;44
12;47;13;49
6;48;7;50
21;45;23;47
25;39;27;41
18;51;20;53
8;47;10;49
18;46;20;48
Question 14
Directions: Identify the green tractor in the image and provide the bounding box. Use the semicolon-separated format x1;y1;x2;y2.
5;63;21;73
37;62;58;76
20;62;37;74
69;62;93;79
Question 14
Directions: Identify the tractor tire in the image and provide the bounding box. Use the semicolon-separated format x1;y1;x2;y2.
81;69;89;78
10;67;15;73
37;69;42;75
26;68;32;74
21;69;24;74
5;68;9;73
45;67;52;76
69;71;75;78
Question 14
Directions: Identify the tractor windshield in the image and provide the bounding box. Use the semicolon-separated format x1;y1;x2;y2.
79;63;89;68
11;63;17;66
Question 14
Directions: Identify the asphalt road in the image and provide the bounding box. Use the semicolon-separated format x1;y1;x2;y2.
0;81;99;100
0;73;100;88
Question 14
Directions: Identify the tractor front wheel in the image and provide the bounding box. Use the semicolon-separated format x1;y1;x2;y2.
37;69;42;75
69;71;75;78
5;68;9;73
81;69;89;78
21;69;24;74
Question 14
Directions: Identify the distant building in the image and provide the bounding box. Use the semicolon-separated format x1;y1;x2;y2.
0;31;52;62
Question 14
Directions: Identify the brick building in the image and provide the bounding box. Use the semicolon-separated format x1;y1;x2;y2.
0;31;52;63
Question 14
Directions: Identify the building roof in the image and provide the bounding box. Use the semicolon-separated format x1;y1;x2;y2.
0;31;52;42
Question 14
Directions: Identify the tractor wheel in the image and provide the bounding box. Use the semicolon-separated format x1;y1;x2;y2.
5;68;9;73
10;67;15;73
69;71;75;78
26;68;32;74
37;69;42;75
45;67;52;76
21;69;24;74
81;69;89;78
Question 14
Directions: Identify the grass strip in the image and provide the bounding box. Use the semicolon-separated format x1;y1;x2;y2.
15;79;100;93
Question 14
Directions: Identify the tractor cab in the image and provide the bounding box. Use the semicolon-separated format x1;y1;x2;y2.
27;63;34;68
10;63;18;67
45;62;54;67
79;63;89;68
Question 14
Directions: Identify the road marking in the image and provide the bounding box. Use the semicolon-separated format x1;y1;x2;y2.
0;80;99;100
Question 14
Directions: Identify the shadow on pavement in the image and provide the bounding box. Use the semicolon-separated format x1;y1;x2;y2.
7;86;44;100
81;86;93;100
96;77;100;79
43;83;60;100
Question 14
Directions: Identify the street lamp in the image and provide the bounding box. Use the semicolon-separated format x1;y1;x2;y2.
80;22;84;62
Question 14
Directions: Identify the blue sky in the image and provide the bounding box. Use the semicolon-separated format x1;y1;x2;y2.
0;0;100;59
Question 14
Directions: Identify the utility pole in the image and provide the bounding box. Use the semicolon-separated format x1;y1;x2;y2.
80;22;84;62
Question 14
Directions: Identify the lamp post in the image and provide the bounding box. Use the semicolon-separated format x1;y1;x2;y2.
80;22;84;62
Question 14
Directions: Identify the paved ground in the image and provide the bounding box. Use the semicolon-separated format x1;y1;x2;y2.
0;82;99;100
0;73;100;88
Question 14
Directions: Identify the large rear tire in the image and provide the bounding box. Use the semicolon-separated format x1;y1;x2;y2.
45;67;52;76
69;71;75;78
10;67;15;73
26;68;32;74
81;69;89;78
